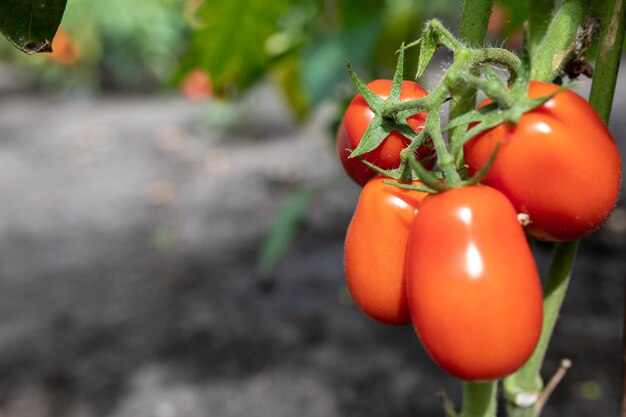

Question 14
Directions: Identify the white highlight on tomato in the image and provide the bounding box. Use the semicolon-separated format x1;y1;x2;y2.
466;243;484;279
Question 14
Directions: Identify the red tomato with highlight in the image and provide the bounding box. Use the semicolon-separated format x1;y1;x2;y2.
464;81;622;242
344;177;428;325
406;186;543;381
337;80;434;186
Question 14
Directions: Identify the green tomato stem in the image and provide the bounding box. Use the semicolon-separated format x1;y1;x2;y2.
448;0;494;172
460;381;497;417
425;86;463;184
587;0;626;412
530;0;584;82
504;241;580;417
470;48;522;83
429;19;464;50
458;0;494;47
528;0;555;55
382;96;429;117
588;0;626;121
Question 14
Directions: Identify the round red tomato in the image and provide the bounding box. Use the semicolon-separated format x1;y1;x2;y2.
344;177;428;325
406;186;543;381
337;79;434;186
464;81;622;242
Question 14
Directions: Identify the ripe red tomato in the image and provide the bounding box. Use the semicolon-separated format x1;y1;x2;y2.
464;81;622;242
406;186;543;381
337;79;434;186
344;177;428;325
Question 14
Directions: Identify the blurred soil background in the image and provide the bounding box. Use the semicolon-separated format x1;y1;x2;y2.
0;1;625;416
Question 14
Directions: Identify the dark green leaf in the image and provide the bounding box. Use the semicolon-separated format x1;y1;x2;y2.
349;114;391;157
394;121;423;143
347;60;384;111
389;43;405;102
256;187;316;289
0;0;67;54
416;26;438;79
360;159;403;180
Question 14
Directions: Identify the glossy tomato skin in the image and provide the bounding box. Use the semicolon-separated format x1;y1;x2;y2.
338;79;433;186
406;186;543;381
464;81;622;242
344;177;428;325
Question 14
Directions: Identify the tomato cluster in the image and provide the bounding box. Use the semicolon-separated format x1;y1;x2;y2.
338;79;621;381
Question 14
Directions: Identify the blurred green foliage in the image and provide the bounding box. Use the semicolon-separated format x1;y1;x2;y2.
0;0;562;103
179;0;461;117
0;0;188;92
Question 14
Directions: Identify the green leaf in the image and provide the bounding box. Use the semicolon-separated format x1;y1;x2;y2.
256;187;316;290
388;43;405;102
0;0;67;54
182;0;291;91
360;159;403;180
394;120;423;143
416;25;438;79
349;114;391;157
346;60;384;111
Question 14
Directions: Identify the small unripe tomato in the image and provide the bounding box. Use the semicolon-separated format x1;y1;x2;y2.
406;186;543;381
344;177;428;325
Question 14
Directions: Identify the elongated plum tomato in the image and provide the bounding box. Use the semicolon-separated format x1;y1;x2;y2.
464;81;622;241
344;177;428;325
337;80;434;186
406;186;543;381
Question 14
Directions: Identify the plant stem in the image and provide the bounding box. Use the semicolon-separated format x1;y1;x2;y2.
449;0;494;171
587;2;626;416
528;0;554;54
588;0;626;121
460;382;497;417
530;0;584;82
458;0;494;46
471;48;522;82
425;86;462;184
504;241;580;417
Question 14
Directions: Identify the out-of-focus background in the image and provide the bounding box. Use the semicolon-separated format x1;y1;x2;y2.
0;1;624;416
